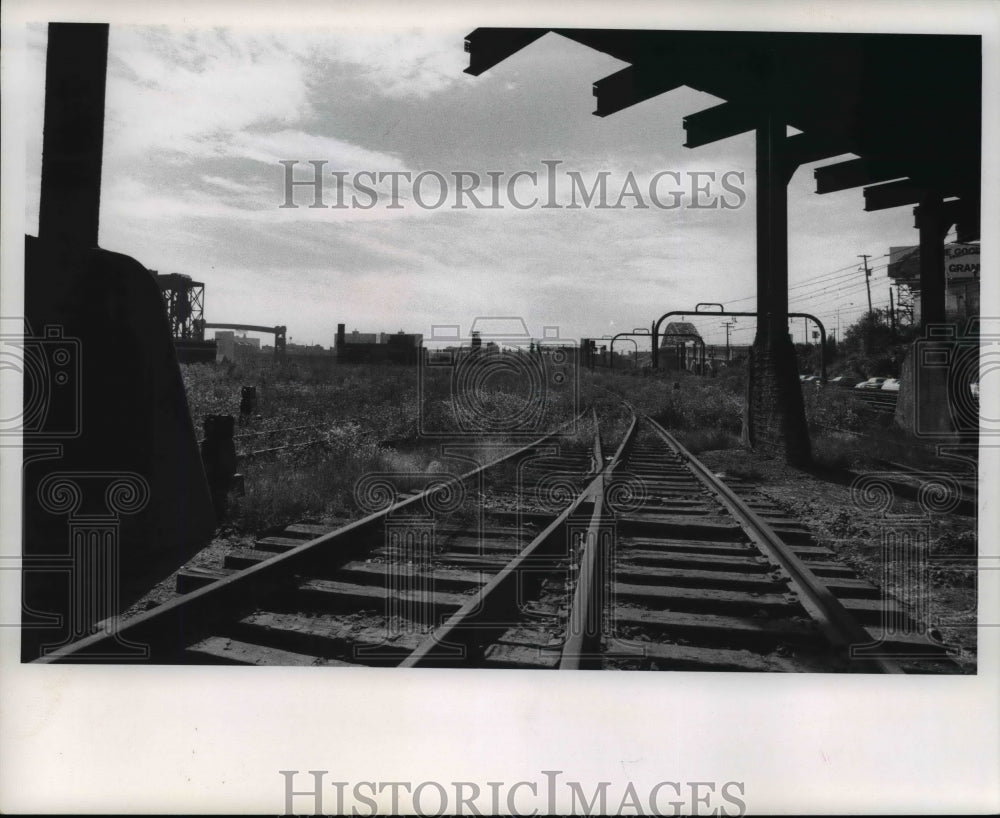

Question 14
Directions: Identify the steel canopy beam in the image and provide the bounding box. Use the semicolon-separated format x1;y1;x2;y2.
592;64;684;117
462;28;979;205
863;179;931;211
938;198;980;243
783;133;851;167
463;28;547;76
814;157;911;194
683;101;759;148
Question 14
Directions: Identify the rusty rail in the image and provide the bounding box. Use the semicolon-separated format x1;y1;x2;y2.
559;412;638;669
35;411;591;663
644;415;903;673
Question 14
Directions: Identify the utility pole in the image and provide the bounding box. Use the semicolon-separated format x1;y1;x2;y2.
859;254;873;316
721;320;736;362
889;285;897;338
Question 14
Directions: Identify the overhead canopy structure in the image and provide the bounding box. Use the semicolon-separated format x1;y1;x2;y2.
464;29;980;212
464;28;981;461
465;29;981;320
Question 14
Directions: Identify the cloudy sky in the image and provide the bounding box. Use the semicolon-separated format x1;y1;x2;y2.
23;23;948;348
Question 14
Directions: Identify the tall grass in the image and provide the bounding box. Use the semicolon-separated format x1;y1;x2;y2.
580;368;745;452
227;426;440;532
181;355;941;535
181;357;590;534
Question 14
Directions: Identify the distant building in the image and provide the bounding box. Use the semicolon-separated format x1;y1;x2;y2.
888;242;980;323
215;330;260;362
285;342;335;357
335;323;422;364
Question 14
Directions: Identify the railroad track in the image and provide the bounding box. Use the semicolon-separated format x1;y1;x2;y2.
851;389;898;414
37;410;956;671
36;412;603;666
585;417;951;672
869;457;978;514
406;414;954;672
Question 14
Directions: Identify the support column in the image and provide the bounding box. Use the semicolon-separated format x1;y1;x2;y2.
915;194;949;329
894;195;962;440
23;24;216;661
756;113;789;338
38;24;108;249
746;113;811;465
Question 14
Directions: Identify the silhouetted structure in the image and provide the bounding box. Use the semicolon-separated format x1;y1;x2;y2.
200;415;237;521
464;28;980;462
22;23;215;660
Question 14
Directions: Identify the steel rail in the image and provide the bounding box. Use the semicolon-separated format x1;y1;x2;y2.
399;408;605;668
35;411;592;663
195;423;326;445
873;457;977;487
233;423;324;441
559;412;639;669
643;415;903;674
241;439;328;458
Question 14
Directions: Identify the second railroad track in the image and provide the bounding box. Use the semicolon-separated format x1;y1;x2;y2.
37;409;956;672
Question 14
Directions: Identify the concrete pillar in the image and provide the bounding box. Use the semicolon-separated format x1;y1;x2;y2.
747;114;811;465
916;195;949;329
22;25;216;661
38;24;107;249
894;196;963;440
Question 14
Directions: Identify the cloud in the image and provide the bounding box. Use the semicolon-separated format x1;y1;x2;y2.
21;24;929;350
103;27;313;159
306;28;468;100
200;175;259;194
228;129;406;169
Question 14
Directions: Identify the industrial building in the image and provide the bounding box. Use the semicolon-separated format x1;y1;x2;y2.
335;323;423;364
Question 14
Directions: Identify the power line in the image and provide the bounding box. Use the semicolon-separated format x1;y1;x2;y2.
721;252;893;306
859;254;874;315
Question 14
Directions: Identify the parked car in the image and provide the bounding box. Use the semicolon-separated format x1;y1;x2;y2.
854;377;887;390
881;378;900;392
828;375;858;388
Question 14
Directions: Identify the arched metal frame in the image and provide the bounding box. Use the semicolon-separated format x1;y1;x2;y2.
608;337;639;369
608;332;652;370
651;307;828;380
